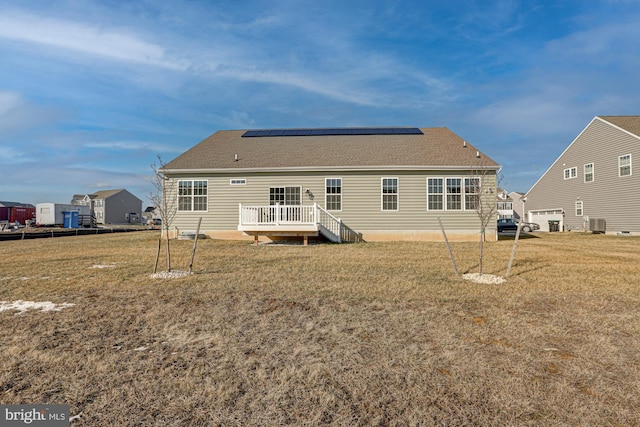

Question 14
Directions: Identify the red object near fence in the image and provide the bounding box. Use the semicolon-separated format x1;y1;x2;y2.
0;207;35;224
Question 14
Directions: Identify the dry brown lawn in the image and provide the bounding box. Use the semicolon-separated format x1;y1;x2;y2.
0;231;639;425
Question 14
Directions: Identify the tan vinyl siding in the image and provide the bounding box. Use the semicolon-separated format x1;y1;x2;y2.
526;117;640;232
168;170;497;236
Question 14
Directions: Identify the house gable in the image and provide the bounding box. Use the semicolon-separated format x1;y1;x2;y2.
525;116;640;233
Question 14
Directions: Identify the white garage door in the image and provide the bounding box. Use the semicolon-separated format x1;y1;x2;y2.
529;209;564;232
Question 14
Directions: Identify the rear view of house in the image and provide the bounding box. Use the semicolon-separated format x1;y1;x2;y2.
162;127;500;242
525;116;640;234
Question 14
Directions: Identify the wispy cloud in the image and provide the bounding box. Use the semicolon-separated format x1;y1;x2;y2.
84;141;184;153
0;10;189;70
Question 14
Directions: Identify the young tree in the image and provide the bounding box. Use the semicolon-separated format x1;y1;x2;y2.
468;165;501;275
149;156;177;273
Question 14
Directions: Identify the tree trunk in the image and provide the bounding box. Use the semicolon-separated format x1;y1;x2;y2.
165;229;171;272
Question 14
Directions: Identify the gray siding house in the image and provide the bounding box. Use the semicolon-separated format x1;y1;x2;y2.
162;127;500;242
525;116;640;233
72;189;142;225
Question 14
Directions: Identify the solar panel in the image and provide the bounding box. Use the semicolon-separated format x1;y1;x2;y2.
241;128;423;137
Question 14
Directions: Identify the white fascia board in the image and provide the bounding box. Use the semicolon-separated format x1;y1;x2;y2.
161;165;501;175
524;116;600;197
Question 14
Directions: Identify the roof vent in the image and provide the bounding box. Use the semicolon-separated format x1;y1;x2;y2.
234;154;238;162
476;151;480;158
463;140;467;147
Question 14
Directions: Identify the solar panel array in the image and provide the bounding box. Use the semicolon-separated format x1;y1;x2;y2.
242;128;423;137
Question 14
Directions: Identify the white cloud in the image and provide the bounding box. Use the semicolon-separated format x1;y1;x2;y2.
0;10;188;70
0;91;23;115
86;181;112;189
84;141;184;153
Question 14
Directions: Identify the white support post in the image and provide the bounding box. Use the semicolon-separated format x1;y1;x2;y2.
238;203;243;226
275;203;280;226
313;203;317;224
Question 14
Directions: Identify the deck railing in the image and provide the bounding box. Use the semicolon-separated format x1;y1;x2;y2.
239;203;362;243
239;204;317;226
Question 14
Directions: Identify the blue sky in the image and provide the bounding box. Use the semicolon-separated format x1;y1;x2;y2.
1;0;639;206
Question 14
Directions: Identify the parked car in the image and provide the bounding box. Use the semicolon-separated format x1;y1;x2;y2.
497;218;540;233
497;218;518;232
518;221;540;232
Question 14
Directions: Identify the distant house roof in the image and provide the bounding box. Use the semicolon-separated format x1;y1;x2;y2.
163;127;500;172
71;189;142;203
91;189;129;199
599;116;640;137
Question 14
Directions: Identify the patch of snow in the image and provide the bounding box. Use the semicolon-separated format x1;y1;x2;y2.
462;273;507;285
90;264;115;269
150;270;190;279
0;300;75;315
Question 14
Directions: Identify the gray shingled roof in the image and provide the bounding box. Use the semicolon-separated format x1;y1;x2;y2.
164;127;499;171
599;116;640;137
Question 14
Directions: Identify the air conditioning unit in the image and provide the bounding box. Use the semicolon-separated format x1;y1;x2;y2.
589;218;606;234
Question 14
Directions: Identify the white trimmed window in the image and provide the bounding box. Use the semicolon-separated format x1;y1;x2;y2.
429;177;481;211
325;178;342;211
270;187;301;205
619;154;632;177
564;167;577;180
575;201;583;216
178;180;208;211
446;178;462;210
381;178;398;211
427;178;444;210
584;163;594;183
464;177;480;210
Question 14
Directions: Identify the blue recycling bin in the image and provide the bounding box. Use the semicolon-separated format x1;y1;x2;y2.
63;211;79;228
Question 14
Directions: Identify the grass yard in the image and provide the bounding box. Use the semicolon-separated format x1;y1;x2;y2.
1;231;639;425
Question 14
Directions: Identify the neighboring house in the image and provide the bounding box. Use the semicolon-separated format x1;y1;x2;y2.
161;127;500;242
142;206;161;225
496;189;514;219
508;191;525;220
71;189;142;224
525;116;640;234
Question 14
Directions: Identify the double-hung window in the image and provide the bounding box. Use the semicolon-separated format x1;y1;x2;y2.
575;201;583;217
464;178;480;210
429;177;481;210
446;178;462;210
381;178;398;211
325;178;342;211
178;180;208;211
427;178;444;210
619;154;632;177
584;163;594;182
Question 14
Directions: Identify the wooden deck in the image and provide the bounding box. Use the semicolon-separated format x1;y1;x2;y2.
238;203;362;245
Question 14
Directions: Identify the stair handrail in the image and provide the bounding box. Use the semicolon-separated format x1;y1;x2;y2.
315;204;342;243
